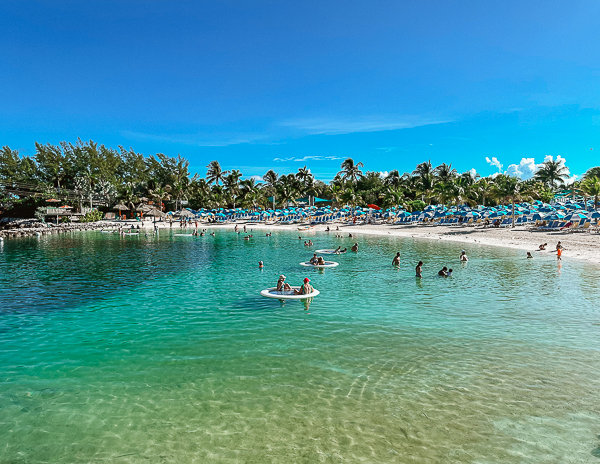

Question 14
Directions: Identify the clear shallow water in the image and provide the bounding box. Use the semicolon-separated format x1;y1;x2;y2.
1;229;600;463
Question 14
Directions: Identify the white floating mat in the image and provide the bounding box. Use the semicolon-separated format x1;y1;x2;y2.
299;261;339;268
260;287;320;300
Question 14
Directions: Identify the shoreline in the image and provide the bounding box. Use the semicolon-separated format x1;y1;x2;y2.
200;221;600;264
3;217;599;264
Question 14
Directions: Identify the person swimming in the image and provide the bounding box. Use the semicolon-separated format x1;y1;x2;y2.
351;243;358;252
277;275;291;292
309;253;318;264
538;243;547;251
258;260;264;268
392;252;400;266
317;256;326;265
416;261;423;278
527;252;533;258
438;266;448;277
459;251;468;262
333;246;342;254
294;277;314;295
447;268;453;276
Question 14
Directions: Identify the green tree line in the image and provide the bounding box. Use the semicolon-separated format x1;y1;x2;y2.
1;139;600;212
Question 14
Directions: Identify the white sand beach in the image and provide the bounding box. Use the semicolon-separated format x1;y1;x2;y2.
194;220;600;264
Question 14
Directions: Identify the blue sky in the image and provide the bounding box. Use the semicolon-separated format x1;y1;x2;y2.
1;0;599;180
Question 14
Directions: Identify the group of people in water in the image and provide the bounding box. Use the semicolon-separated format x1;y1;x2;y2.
529;241;564;260
277;275;314;295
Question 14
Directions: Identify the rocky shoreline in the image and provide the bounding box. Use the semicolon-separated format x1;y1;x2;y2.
0;218;110;239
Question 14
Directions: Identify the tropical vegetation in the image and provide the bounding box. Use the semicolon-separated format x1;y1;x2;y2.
0;139;597;217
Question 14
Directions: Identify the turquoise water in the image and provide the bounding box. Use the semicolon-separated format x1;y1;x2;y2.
1;228;600;463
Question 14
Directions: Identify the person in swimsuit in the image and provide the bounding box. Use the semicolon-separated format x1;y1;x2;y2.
438;266;448;277
447;268;453;276
340;248;347;253
557;248;562;260
538;243;547;251
392;252;400;266
277;275;291;292
351;243;358;252
309;253;318;264
416;261;423;278
460;251;468;262
258;261;264;268
294;277;314;295
556;241;563;251
317;256;326;265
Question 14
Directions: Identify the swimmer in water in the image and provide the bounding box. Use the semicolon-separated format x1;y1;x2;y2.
333;246;342;254
527;252;533;258
538;243;547;251
258;261;264;268
438;266;448;277
392;252;400;266
447;268;453;276
351;243;358;252
459;251;468;262
416;261;423;278
317;256;326;265
309;253;318;264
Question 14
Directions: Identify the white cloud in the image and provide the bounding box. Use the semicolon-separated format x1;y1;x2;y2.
506;158;539;179
485;157;503;172
467;168;477;178
280;116;450;136
247;175;264;182
379;171;389;178
503;155;572;181
273;155;343;162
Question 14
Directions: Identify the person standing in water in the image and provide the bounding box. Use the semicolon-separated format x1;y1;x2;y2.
416;261;423;278
351;242;359;252
460;250;468;262
392;252;401;266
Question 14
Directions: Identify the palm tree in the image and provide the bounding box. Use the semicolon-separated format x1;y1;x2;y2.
384;170;402;189
327;184;344;207
581;176;600;210
474;177;493;206
223;169;242;207
340;187;362;207
433;181;457;206
413;160;436;203
434;163;458;183
338;158;364;185
534;159;569;189
584;166;600;179
276;174;299;207
206;160;228;185
379;187;404;209
149;183;171;211
263;169;279;209
491;175;534;227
